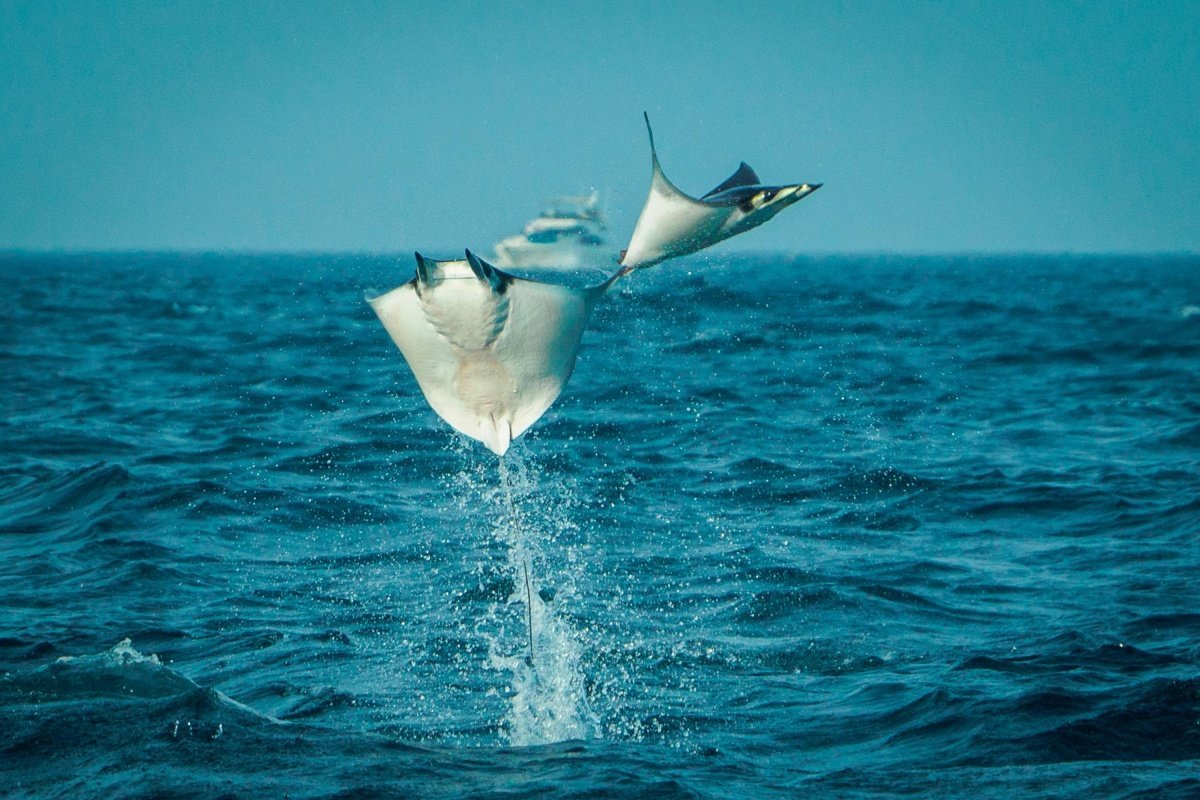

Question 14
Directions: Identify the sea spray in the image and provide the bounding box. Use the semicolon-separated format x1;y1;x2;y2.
486;452;597;745
437;441;664;746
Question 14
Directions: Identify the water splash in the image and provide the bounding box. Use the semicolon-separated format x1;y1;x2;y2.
482;451;597;746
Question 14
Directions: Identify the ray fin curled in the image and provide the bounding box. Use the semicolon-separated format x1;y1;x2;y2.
414;251;446;291
702;162;761;199
619;113;729;268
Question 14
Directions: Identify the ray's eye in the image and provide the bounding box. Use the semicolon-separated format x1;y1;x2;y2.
761;190;776;204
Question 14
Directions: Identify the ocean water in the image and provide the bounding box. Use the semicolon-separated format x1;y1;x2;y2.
1;251;1198;799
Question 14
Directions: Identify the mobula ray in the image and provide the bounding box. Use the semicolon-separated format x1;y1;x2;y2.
369;251;617;455
619;113;821;270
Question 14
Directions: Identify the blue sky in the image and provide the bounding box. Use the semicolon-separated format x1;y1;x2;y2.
1;1;1197;253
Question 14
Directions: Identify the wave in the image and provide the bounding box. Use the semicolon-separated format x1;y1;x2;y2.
0;463;130;538
4;639;209;701
956;635;1191;678
1021;677;1200;763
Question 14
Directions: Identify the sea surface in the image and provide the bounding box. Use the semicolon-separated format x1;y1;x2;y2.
1;251;1198;799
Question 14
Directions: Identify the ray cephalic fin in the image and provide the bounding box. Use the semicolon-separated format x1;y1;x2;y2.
465;249;512;295
413;250;450;294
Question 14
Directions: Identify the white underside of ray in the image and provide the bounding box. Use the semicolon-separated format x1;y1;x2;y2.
620;159;730;270
369;260;603;456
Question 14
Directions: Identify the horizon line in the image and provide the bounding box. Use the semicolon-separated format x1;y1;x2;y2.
2;247;1198;260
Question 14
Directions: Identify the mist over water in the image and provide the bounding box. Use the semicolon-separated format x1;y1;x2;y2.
2;252;1199;798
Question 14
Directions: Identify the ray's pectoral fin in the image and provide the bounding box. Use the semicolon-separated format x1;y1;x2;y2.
702;162;761;199
618;114;727;270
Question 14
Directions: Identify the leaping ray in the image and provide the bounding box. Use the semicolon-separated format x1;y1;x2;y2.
619;113;822;270
368;251;617;456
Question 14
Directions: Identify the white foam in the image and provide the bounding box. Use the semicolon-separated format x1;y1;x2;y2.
482;452;597;746
53;637;161;667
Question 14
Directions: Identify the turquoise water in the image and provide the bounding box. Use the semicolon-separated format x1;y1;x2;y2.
2;252;1198;798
